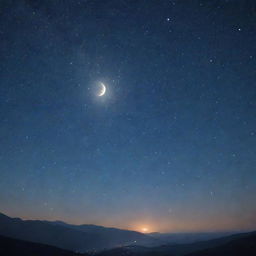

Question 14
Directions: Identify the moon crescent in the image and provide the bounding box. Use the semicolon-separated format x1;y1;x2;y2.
98;82;106;96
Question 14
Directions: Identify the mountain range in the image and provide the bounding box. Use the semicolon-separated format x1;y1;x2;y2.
0;235;85;256
148;231;235;244
97;231;256;256
1;212;256;255
0;212;159;252
1;229;255;256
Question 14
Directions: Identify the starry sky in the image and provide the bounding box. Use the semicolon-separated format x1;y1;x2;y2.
0;0;256;233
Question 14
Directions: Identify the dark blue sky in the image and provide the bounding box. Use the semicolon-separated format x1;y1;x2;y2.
0;0;256;232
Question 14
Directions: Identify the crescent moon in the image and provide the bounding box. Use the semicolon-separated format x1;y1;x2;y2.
98;82;106;96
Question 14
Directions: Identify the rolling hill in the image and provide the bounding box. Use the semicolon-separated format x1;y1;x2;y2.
0;212;158;252
96;231;256;256
0;234;85;256
186;231;256;256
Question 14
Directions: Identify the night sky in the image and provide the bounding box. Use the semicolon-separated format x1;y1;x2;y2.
0;0;256;233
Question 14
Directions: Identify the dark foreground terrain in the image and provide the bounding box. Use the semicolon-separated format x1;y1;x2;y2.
97;231;256;256
1;230;256;256
0;212;158;252
187;232;256;256
0;235;85;256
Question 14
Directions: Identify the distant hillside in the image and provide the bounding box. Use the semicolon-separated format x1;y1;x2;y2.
186;232;256;256
1;211;255;256
0;212;158;252
47;221;161;247
96;231;256;256
0;235;85;256
148;231;235;244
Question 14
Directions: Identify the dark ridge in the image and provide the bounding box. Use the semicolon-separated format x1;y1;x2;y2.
0;234;86;256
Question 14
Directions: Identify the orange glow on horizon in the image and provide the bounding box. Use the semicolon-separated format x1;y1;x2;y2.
141;227;149;233
6;210;256;234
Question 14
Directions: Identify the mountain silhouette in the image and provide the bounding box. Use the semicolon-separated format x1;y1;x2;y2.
0;235;86;256
148;231;235;244
0;212;158;252
96;231;256;256
186;231;256;256
1;212;255;255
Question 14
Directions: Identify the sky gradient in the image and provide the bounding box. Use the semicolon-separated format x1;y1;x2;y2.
0;0;256;233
